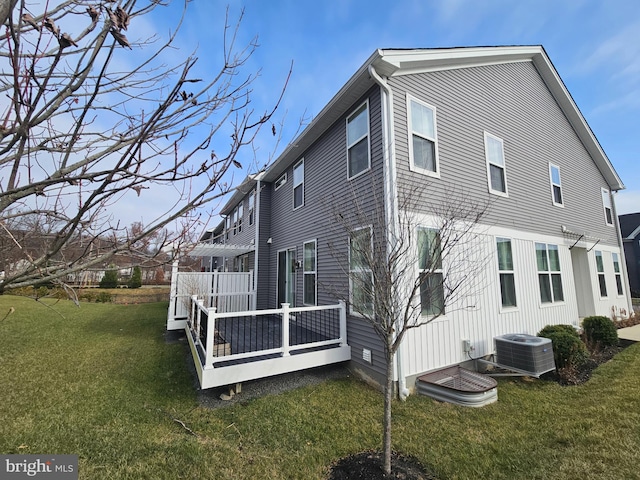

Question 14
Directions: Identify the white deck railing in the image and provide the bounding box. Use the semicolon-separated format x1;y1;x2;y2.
167;262;255;330
186;297;351;389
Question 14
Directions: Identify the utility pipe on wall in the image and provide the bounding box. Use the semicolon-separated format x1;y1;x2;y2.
368;64;409;400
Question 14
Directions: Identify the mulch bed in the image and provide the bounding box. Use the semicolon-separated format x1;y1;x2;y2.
327;450;437;480
541;340;633;386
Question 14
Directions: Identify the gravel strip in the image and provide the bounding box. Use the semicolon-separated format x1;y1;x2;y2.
165;330;352;409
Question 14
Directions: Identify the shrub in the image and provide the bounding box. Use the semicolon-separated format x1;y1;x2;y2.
96;292;112;303
100;267;119;289
538;324;579;339
582;316;618;348
538;327;588;369
128;266;142;289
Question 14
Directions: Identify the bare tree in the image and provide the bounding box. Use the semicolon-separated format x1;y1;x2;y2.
327;178;492;475
0;1;289;293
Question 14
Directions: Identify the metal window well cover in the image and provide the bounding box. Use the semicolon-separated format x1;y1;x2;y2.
416;366;498;407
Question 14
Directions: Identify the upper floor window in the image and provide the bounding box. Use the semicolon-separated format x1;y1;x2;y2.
349;226;373;315
612;252;624;296
601;188;613;226
407;95;439;176
536;243;564;304
484;132;508;196
275;172;287;190
418;227;445;316
237;201;243;234
293;159;304;209
303;240;317;305
225;216;230;240
549;163;563;206
248;190;255;226
496;238;516;308
346;102;370;179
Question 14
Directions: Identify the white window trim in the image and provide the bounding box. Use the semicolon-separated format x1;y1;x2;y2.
417;226;447;319
549;163;564;207
293;158;304;210
346;100;371;181
349;225;373;316
406;93;440;178
601;187;613;226
275;172;287;191
484;132;509;197
595;250;608;298
303;239;317;306
536;243;565;307
248;189;255;226
496;237;518;312
612;252;624;297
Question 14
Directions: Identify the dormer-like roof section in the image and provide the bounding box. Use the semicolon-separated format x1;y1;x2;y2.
263;46;624;191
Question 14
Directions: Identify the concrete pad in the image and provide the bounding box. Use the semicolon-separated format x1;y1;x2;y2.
618;324;640;342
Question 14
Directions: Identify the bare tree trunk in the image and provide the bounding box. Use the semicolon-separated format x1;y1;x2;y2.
383;346;394;475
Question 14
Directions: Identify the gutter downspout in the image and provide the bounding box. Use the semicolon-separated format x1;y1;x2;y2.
611;191;634;315
253;179;261;311
368;64;409;400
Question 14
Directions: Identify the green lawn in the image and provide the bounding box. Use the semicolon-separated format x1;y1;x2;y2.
1;296;639;479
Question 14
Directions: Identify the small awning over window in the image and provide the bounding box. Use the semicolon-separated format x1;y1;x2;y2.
187;243;254;258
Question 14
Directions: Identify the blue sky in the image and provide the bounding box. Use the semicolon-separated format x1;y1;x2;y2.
144;0;640;226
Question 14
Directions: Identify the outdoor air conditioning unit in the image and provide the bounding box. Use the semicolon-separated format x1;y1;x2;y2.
494;334;555;376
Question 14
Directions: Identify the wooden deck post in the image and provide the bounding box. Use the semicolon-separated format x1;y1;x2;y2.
281;303;290;356
338;300;347;346
205;307;217;368
167;261;179;324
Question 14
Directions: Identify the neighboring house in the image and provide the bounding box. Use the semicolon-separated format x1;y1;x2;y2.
619;213;640;297
188;46;632;392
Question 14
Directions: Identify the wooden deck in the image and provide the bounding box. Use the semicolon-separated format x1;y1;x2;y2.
185;300;350;389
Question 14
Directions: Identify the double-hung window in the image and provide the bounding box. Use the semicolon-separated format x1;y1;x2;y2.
248;190;255;226
496;238;516;308
225;215;230;240
601;188;613;226
346;102;370;179
484;132;508;196
549;163;563;206
612;253;624;295
293;159;304;209
237;201;243;233
595;251;607;297
418;228;445;316
408;95;439;176
349;226;373;315
536;243;564;303
303;240;316;305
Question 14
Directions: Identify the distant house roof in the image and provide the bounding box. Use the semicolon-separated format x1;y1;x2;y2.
262;46;624;192
619;213;640;239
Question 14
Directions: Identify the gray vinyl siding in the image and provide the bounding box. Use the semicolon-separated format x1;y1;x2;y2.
264;87;388;379
256;182;272;309
224;195;255;247
391;61;619;246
